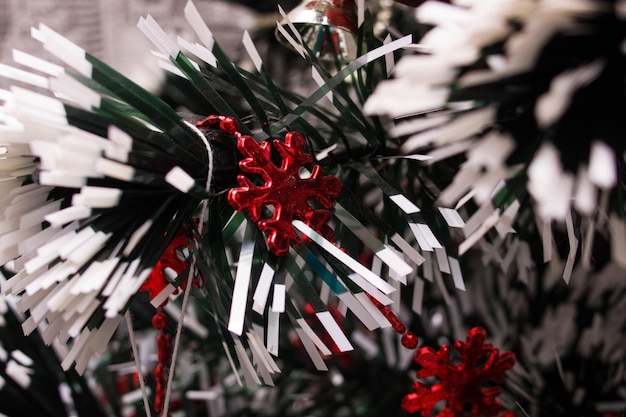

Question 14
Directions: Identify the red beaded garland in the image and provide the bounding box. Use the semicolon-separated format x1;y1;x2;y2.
366;293;419;350
195;114;239;135
401;331;419;349
220;116;238;134
152;312;168;330
149;307;172;415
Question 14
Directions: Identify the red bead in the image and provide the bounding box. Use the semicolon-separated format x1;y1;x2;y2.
154;365;163;380
220;116;238;134
401;332;419;349
152;312;168;329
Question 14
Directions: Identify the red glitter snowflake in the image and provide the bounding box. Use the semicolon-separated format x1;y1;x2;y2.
227;131;341;256
141;225;201;301
402;327;516;417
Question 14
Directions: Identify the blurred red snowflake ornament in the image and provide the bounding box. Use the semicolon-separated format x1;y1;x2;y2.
228;131;341;256
402;327;516;417
142;223;202;302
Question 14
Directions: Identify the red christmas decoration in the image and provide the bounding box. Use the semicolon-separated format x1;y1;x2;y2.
402;327;516;417
141;223;202;301
153;309;171;415
224;124;341;256
366;293;419;349
141;225;200;415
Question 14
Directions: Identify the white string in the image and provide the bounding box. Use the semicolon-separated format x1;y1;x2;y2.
162;121;214;417
125;312;153;417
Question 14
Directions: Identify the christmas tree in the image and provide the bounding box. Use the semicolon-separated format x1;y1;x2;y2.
0;1;625;416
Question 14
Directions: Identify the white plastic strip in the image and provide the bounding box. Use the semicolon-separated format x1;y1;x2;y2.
34;24;92;77
390;233;425;265
266;309;280;356
222;341;242;387
495;199;520;238
91;315;123;355
390;194;420;214
137;15;179;57
249;330;280;373
233;338;261;387
316;311;353;352
271;284;285;313
334;205;413;276
409;223;432;252
72;187;121;208
58;227;96;260
357;0;365;27
245;334;274;385
421;251;433;283
275;23;305;58
101;261;128;297
150;284;176;308
434;247;450;274
67;231;111;266
610;215;626;269
19;200;61;229
61;328;91;370
458;209;500;255
311;67;333;104
381;327;397;368
295;318;332;356
336;291;379;331
184;1;215;52
448;257;465;291
166;166;196;192
12;86;66;117
411;277;424;315
433;266;452;306
162;302;209;338
438;207;465;228
44;206;91;227
12;50;63;76
95;158;135;181
383;34;394;77
563;212;578;284
123;219;154;257
252;263;275;314
177;36;217;68
227;226;255;336
50;73;101;110
589;140;617;189
464;202;496;237
242;31;263;72
0;63;48;89
292;220;395;295
5;359;32;389
293;327;328;371
277;5;305;57
542;218;553;263
417;224;442;248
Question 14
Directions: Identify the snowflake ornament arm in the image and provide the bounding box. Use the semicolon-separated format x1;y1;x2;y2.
402;327;516;417
220;120;341;256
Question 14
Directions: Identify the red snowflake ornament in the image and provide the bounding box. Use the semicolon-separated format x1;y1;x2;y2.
141;224;201;301
228;131;341;256
402;327;516;417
